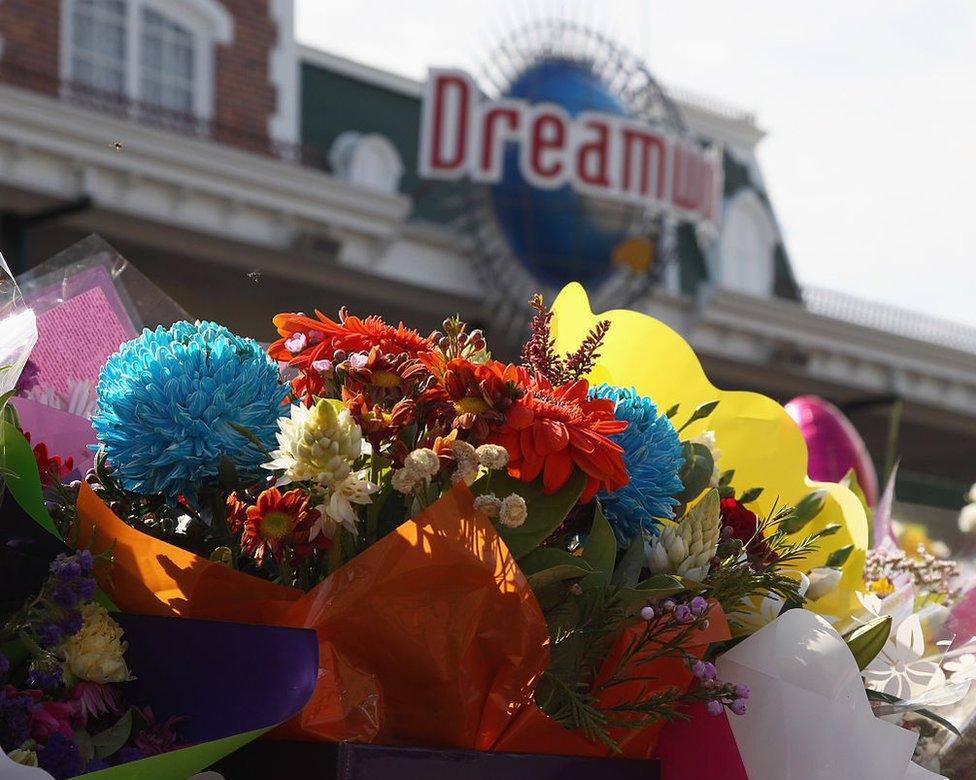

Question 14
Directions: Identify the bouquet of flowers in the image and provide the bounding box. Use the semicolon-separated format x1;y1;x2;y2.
7;238;963;777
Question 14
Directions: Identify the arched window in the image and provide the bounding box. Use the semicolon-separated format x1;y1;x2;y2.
718;189;777;297
61;0;233;119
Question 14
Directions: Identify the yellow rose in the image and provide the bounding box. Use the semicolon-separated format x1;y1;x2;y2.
62;603;132;684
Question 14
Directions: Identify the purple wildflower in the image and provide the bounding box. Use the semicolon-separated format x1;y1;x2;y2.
75;577;97;601
689;595;708;616
75;550;93;575
26;661;63;691
36;622;62;649
37;732;84;779
735;683;750;699
50;554;82;580
731;698;748;715
673;604;693;623
59;611;84;637
639;606;655;621
706;700;723;716
0;685;35;752
52;583;79;610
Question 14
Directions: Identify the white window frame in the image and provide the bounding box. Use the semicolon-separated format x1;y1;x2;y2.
60;0;234;120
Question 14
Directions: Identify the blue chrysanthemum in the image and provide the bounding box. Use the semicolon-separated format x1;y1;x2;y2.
590;384;684;546
92;320;288;502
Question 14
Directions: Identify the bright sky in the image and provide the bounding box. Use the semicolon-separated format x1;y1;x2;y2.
296;0;976;326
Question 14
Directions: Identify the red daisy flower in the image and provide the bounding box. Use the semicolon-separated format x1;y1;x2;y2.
488;372;629;502
269;308;434;402
421;354;522;440
231;488;326;566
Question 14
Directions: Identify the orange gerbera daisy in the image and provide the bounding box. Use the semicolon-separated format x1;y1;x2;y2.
228;487;326;566
488;373;629;502
421;354;522;440
269;308;434;402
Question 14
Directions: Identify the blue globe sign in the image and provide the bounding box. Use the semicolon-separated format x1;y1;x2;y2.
490;59;634;288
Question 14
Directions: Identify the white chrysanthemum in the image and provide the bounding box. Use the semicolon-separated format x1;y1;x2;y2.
474;493;501;518
264;399;366;487
646;490;721;581
405;448;441;478
451;440;479;484
391;468;419;494
499;493;528;528
476;444;509;470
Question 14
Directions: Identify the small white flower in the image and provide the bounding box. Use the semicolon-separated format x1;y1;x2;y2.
499;493;527;528
391;468;419;494
474;493;502;518
475;444;509;470
451;440;480;484
405;448;441;478
310;469;378;539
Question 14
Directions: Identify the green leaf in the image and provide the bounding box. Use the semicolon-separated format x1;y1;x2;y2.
678;399;720;433
780;489;828;534
583;502;616;582
469;469;586;559
226;421;271;457
635;573;685;593
826;544;855;568
664;402;680;419
843;615;891;670
0;421;61;539
519;548;593;588
820;523;842;537
93;708;133;758
674;442;714;505
717;485;734;499
718;469;735;487
738;486;764;503
611;534;645;588
74;728;95;763
528;564;592;589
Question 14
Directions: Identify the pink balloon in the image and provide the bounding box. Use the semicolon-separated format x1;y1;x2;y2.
785;395;878;507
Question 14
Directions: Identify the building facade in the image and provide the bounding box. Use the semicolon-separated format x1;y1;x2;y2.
0;0;974;539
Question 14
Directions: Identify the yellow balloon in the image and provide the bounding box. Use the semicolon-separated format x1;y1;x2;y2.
550;283;868;620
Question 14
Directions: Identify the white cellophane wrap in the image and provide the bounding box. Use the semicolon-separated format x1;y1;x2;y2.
716;608;946;780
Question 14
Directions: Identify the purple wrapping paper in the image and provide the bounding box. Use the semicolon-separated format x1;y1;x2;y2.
114;613;319;743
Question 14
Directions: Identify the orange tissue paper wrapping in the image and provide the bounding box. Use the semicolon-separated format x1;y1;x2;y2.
75;480;726;757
